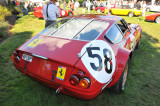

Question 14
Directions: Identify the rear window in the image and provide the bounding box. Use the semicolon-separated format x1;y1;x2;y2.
39;18;109;41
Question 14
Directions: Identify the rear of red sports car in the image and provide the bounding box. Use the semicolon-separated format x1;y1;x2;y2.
11;15;140;100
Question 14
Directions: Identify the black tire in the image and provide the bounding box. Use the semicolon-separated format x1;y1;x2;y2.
97;9;101;13
68;12;73;16
136;37;141;49
155;16;160;23
146;8;150;12
111;59;130;93
109;10;112;15
128;12;134;17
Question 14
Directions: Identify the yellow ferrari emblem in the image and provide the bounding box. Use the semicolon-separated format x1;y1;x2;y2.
27;39;42;48
56;66;66;81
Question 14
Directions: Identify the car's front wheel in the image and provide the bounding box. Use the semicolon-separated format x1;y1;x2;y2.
155;16;160;23
97;9;101;13
128;12;134;17
111;59;129;93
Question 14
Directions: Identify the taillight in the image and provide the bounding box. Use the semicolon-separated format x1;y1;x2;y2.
11;51;20;64
79;78;91;89
69;75;79;85
69;71;91;89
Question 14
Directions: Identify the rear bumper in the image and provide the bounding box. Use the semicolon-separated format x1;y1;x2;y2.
13;63;102;100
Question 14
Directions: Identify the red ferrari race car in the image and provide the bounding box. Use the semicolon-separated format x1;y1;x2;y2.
11;14;142;100
33;6;73;18
145;13;160;23
95;4;116;13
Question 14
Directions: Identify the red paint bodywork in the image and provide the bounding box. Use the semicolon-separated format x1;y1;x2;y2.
95;4;116;12
12;14;142;100
33;6;73;18
145;13;160;22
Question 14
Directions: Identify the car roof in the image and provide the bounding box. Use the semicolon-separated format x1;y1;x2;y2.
67;14;122;25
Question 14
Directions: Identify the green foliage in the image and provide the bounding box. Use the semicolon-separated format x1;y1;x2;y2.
0;5;11;21
0;31;7;38
0;21;8;38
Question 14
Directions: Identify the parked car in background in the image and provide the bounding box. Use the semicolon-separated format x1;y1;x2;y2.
105;5;142;17
95;4;116;13
11;14;142;100
146;5;160;12
145;13;160;23
33;6;73;18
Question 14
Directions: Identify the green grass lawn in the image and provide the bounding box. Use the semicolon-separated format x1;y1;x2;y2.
0;8;160;106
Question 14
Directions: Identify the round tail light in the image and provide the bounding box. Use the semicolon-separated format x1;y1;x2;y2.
69;75;79;85
79;78;91;89
76;71;84;79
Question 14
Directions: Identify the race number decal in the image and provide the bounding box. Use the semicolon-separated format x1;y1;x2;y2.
61;11;65;16
81;40;116;83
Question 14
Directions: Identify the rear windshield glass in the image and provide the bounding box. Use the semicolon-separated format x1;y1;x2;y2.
39;18;109;41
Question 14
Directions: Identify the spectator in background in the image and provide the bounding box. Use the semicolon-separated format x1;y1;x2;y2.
82;0;86;13
24;1;29;15
55;0;60;6
43;0;60;28
137;1;141;10
16;0;20;6
69;0;74;11
142;1;147;16
74;0;80;14
107;0;111;15
86;0;91;13
63;0;67;10
93;0;98;7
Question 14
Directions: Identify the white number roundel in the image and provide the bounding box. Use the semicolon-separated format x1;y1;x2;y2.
80;40;116;84
61;11;65;16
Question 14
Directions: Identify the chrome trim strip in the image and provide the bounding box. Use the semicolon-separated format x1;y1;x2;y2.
101;78;112;91
32;54;48;60
72;18;94;39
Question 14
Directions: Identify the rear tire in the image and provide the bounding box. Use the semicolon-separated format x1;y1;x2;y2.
111;59;129;93
68;12;73;16
128;12;134;17
155;16;160;23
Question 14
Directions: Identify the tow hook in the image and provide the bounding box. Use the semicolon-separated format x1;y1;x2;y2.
56;87;63;94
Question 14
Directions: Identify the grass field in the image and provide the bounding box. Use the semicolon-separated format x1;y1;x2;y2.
0;8;160;106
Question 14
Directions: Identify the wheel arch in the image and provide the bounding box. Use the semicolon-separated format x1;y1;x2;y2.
128;11;134;16
107;48;131;87
154;15;160;23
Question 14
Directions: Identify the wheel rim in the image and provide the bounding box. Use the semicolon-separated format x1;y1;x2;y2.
156;17;160;23
129;12;133;17
68;12;72;16
122;61;129;89
97;9;100;13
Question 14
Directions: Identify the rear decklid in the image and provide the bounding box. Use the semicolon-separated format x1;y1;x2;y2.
17;35;88;84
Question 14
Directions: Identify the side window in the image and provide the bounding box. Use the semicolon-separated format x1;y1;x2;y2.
104;25;123;44
117;20;129;34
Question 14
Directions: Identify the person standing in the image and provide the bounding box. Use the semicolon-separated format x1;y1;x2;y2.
43;0;60;28
86;0;91;13
63;0;67;10
82;0;86;13
74;0;80;14
107;0;111;15
142;1;147;17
